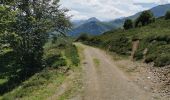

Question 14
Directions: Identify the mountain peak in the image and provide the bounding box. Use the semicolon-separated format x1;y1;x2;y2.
86;17;100;23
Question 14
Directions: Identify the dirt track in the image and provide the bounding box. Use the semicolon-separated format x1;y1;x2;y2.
76;43;154;100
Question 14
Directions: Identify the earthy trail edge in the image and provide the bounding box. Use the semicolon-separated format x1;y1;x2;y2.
75;43;154;100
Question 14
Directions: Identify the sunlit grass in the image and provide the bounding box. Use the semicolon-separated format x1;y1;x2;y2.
1;68;66;100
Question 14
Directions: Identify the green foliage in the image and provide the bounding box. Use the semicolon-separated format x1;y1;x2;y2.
87;18;170;67
123;19;133;30
105;34;131;55
44;38;80;68
165;10;170;20
135;10;155;27
43;48;66;68
0;0;71;74
0;0;71;96
65;45;80;66
43;39;67;68
1;68;66;100
0;37;80;99
154;54;170;67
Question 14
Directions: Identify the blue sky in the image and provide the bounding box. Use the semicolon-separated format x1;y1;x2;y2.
60;0;170;21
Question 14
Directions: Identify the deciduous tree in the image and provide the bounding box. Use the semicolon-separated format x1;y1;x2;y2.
165;10;170;20
135;10;155;27
0;0;71;74
123;19;133;30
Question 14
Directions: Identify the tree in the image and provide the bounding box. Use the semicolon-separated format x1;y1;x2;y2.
135;10;155;27
123;19;133;30
0;0;71;74
165;11;170;20
0;2;16;53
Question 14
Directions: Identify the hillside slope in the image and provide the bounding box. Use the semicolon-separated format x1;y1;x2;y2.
85;18;170;67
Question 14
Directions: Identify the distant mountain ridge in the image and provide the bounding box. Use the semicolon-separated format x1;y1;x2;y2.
71;17;100;28
109;4;170;28
69;4;170;36
69;17;116;36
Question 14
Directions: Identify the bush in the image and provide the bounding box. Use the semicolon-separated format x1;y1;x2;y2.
145;54;157;63
44;47;67;68
134;50;144;60
51;59;67;68
45;54;61;65
154;54;170;67
123;19;133;30
135;10;155;27
165;11;170;20
107;34;131;55
65;45;80;66
146;34;170;43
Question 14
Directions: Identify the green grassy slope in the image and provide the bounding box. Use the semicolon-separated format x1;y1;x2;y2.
85;18;170;67
0;38;80;100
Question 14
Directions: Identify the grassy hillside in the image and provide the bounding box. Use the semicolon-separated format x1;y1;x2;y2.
83;18;170;67
0;38;80;100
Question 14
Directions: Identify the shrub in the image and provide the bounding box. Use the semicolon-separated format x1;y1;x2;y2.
123;19;133;30
134;50;144;60
44;48;67;68
154;54;170;67
165;11;170;20
51;59;67;68
108;34;131;55
135;10;155;27
65;45;80;66
145;54;157;63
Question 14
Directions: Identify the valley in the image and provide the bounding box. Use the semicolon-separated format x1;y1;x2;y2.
0;1;170;100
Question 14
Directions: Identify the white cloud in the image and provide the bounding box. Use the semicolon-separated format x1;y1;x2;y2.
68;10;89;19
133;0;170;4
60;0;170;21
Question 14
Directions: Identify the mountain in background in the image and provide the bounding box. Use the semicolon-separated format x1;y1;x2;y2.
69;17;116;36
68;4;170;37
71;17;100;28
108;4;170;28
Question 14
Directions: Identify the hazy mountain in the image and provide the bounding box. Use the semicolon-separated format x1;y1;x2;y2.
69;4;170;36
150;4;170;17
72;17;101;28
86;17;100;23
71;20;86;28
69;17;116;36
109;4;170;28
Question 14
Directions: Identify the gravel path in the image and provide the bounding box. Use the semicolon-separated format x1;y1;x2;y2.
77;43;153;100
